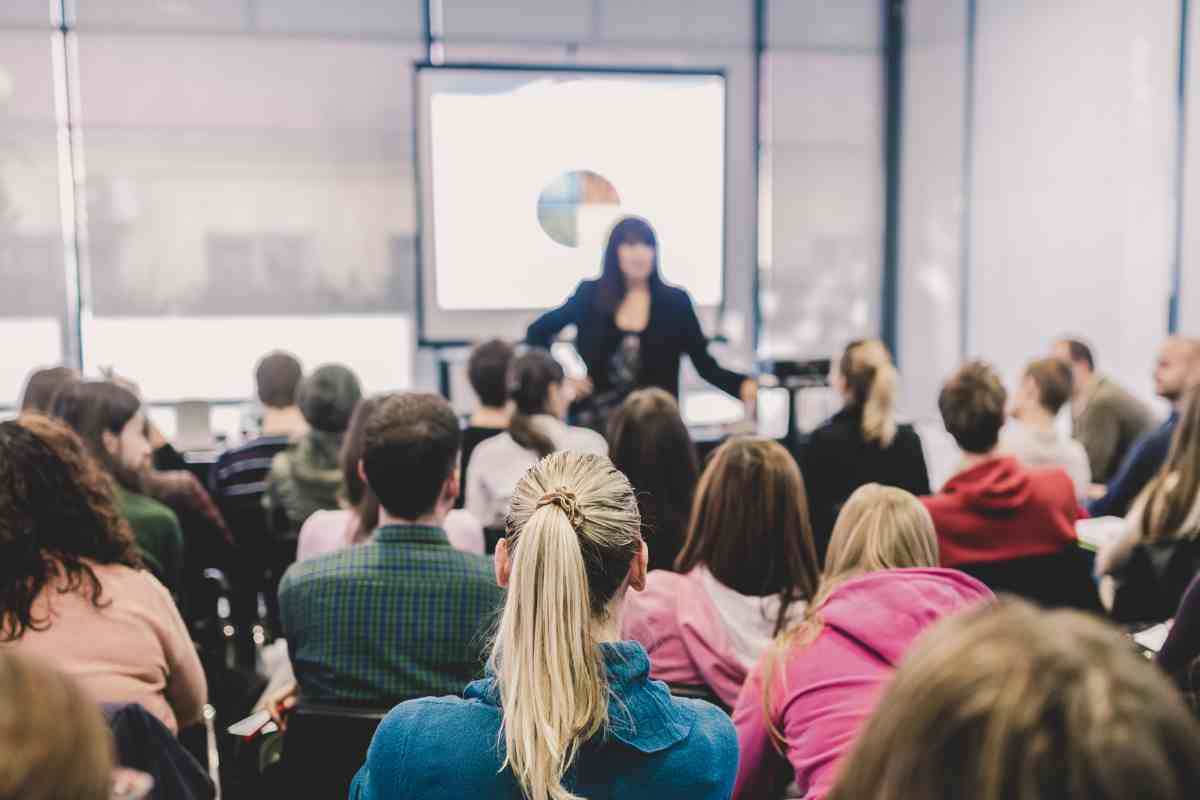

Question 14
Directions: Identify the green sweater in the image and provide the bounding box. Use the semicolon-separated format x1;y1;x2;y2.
117;486;185;598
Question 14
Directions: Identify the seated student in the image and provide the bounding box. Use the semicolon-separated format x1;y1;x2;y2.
1158;571;1200;685
1091;336;1200;517
350;451;738;800
466;348;606;529
18;364;79;413
457;339;514;509
801;340;930;561
51;381;186;597
264;363;362;540
826;601;1200;800
0;415;206;734
732;485;991;800
297;395;484;561
606;387;699;572
0;651;115;800
1054;337;1156;483
922;361;1081;568
1002;356;1091;501
279;393;503;708
622;436;820;707
1096;386;1200;595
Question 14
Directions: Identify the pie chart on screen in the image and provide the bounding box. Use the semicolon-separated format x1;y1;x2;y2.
537;170;622;248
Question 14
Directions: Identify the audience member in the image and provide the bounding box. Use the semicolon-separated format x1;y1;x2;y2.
1002;356;1091;501
733;485;991;800
1096;386;1200;593
1054;337;1156;483
826;600;1200;800
622;436;819;707
279;393;502;708
606;387;699;571
923;361;1081;568
0;650;114;800
0;415;206;734
1090;336;1200;517
802;340;930;561
466;348;606;529
51;381;186;596
18;365;79;414
1158;571;1200;683
350;451;738;800
296;395;484;561
263;363;363;539
457;339;515;509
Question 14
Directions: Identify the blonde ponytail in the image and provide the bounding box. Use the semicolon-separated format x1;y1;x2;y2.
493;452;642;800
841;340;898;447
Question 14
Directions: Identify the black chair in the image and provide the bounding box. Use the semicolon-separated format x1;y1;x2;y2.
483;527;505;555
668;683;731;714
957;547;1104;613
279;702;391;797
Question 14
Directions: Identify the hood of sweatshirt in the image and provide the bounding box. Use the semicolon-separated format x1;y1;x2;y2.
943;455;1033;514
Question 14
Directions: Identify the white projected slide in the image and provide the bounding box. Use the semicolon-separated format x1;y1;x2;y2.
418;67;726;341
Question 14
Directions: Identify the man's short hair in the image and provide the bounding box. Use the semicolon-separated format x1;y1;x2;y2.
939;361;1007;454
362;393;461;519
1025;357;1073;414
467;339;515;409
1060;338;1095;372
255;351;303;409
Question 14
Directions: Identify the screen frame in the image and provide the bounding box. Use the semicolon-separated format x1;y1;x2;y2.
413;61;730;347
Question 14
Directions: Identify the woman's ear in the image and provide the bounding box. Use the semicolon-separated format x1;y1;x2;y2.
101;429;121;458
494;538;512;588
628;540;649;592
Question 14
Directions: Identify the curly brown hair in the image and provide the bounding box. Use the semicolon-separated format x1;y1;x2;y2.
0;414;142;642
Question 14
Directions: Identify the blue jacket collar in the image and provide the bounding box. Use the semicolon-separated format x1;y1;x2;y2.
465;641;695;754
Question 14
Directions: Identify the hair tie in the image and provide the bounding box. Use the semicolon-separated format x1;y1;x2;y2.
536;487;585;530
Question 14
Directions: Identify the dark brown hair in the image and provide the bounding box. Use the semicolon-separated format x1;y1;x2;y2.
1138;385;1200;542
19;366;80;414
340;395;382;544
595;216;665;314
827;600;1200;800
362;393;461;520
50;380;144;490
938;361;1007;454
676;437;820;635
607;388;699;572
1025;357;1074;414
0;650;114;800
468;339;516;409
0;415;142;642
1059;337;1095;371
507;349;564;459
255;350;303;409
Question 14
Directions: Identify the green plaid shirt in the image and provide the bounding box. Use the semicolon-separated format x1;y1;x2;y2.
279;524;505;707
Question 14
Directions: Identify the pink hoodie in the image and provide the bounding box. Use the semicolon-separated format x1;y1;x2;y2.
732;568;992;800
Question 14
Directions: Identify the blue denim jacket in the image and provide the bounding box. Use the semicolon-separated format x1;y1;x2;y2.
349;641;738;799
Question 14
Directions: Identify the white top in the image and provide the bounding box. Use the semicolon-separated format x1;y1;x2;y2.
696;566;807;671
295;507;486;561
1001;421;1092;502
465;414;608;528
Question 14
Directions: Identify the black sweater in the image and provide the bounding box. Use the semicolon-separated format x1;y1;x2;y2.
801;406;932;563
526;279;745;399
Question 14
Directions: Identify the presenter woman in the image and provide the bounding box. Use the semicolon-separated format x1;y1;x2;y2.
527;216;757;428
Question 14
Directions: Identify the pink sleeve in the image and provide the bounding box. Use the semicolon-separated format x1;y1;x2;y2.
732;660;792;800
144;573;208;729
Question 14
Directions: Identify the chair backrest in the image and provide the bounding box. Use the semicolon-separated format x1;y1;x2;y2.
958;547;1104;613
281;702;390;797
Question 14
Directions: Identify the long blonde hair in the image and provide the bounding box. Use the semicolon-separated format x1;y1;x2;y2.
1138;385;1200;542
762;484;938;747
492;451;642;800
840;340;899;447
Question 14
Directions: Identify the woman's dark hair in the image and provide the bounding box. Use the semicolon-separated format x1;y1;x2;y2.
340;395;383;545
0;415;142;642
676;436;821;635
50;381;144;490
19;366;80;414
595;216;665;313
507;349;565;459
607;388;699;572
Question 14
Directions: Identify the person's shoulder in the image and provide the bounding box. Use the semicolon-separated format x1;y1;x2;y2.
125;492;181;529
470;431;514;462
279;542;363;594
567;425;608;455
1027;465;1078;503
365;695;503;788
657;697;738;792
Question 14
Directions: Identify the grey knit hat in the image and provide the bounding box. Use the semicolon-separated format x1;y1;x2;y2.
297;363;363;433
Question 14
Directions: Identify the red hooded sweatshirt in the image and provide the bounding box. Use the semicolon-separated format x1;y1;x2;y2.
921;455;1083;568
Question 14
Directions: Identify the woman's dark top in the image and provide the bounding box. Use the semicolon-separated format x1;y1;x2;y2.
801;406;932;563
1158;572;1200;676
455;425;505;510
526;280;746;402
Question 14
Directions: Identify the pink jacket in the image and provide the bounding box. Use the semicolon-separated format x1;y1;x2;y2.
622;568;805;709
732;568;992;800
